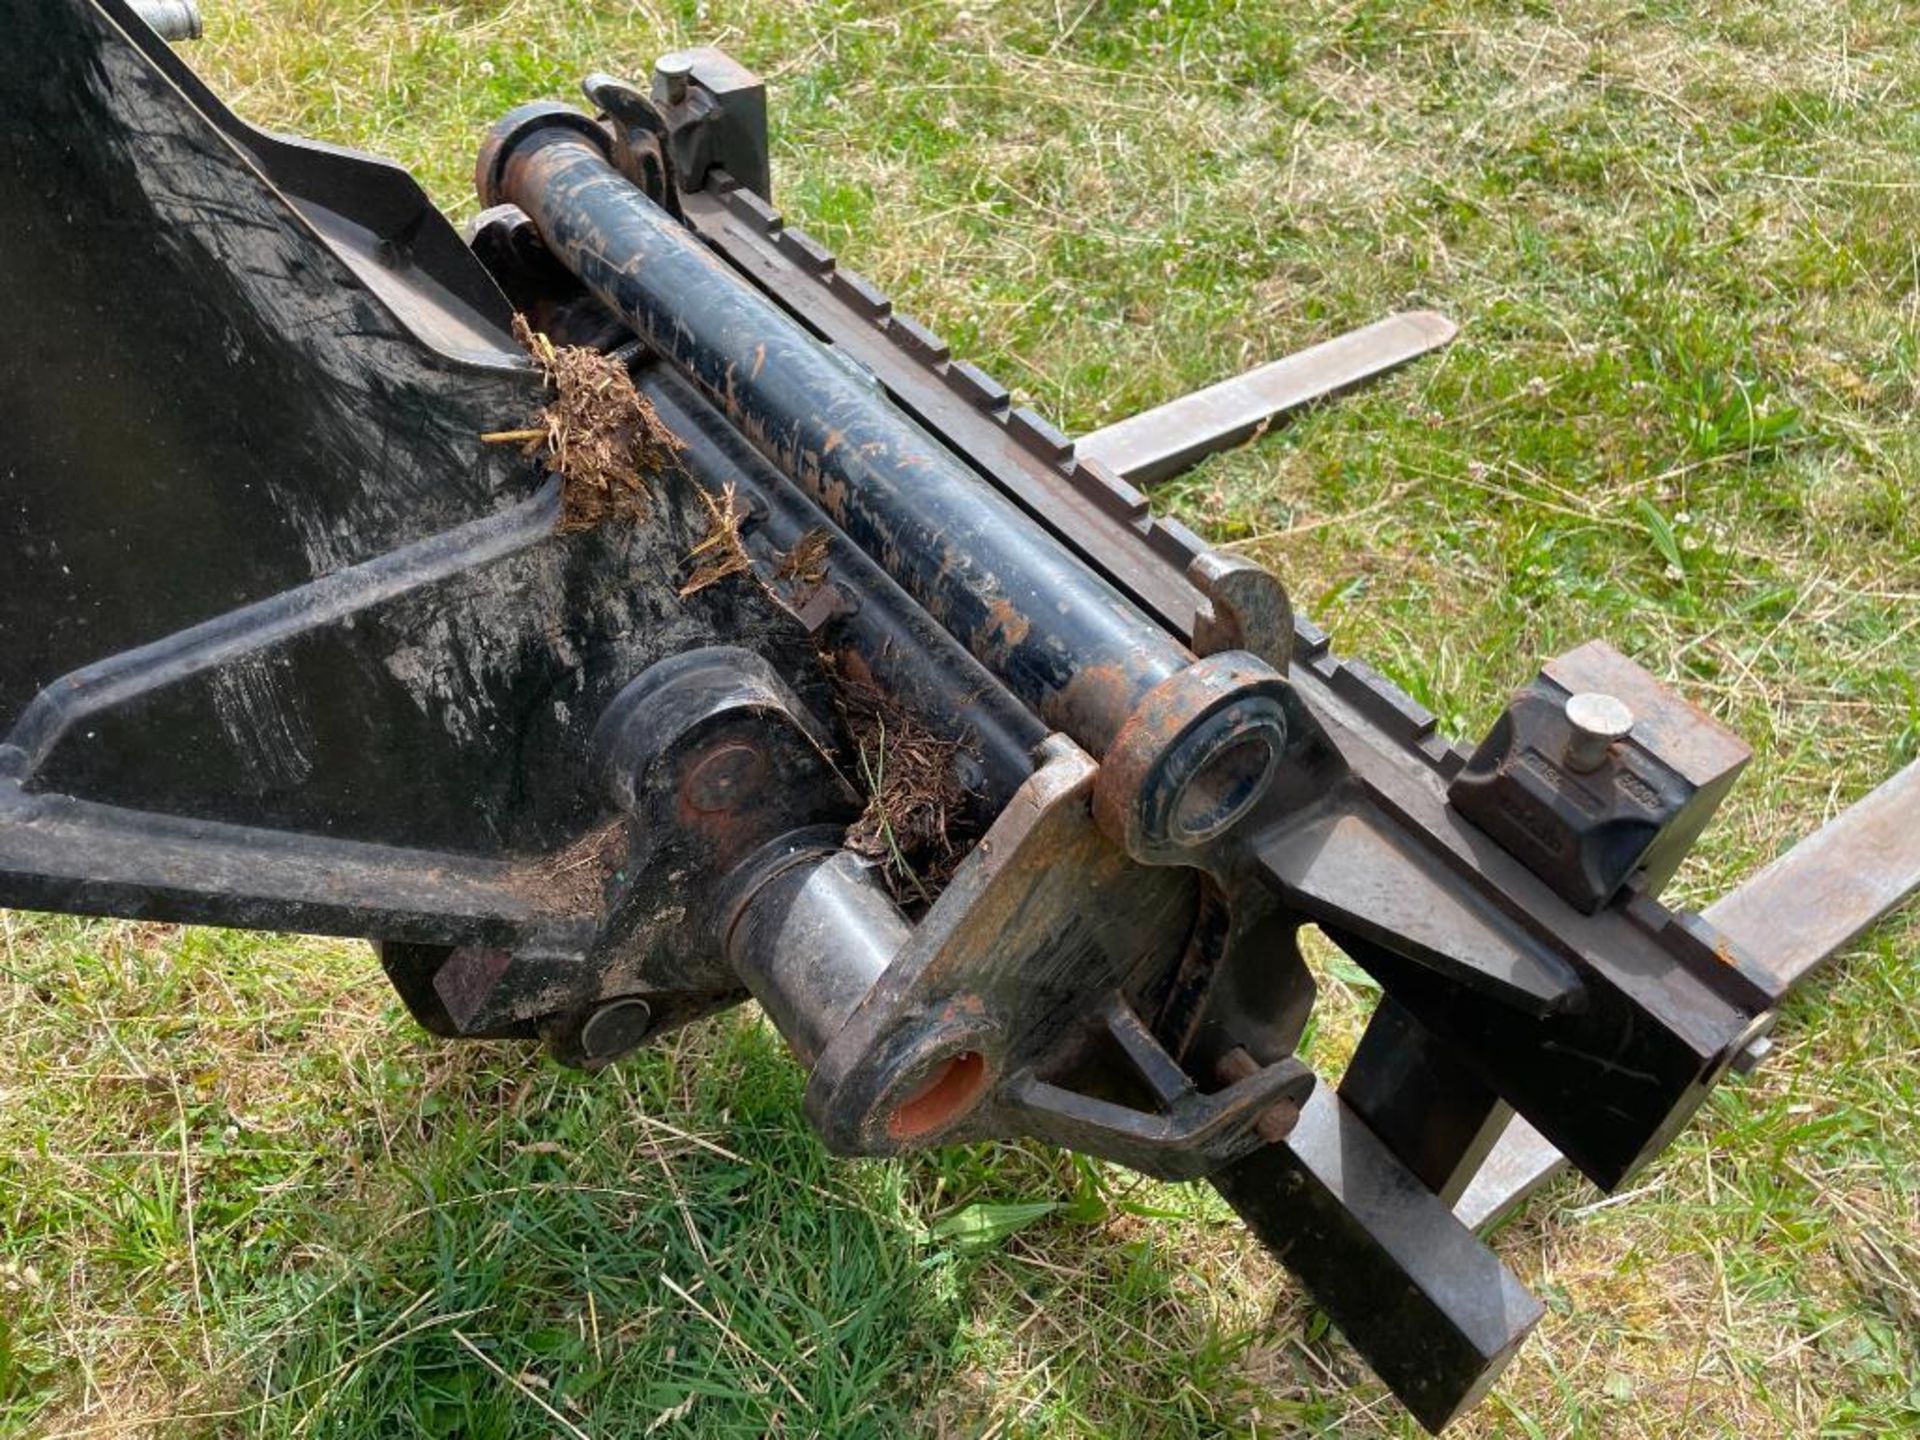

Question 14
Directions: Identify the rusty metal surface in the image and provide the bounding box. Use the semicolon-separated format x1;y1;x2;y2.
1706;756;1920;998
649;48;770;201
1089;651;1293;862
806;738;1224;1165
781;732;1315;1182
1076;311;1459;485
1453;757;1920;1231
1186;551;1295;669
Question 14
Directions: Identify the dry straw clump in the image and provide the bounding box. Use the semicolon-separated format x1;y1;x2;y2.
678;482;755;597
486;316;684;532
829;664;972;902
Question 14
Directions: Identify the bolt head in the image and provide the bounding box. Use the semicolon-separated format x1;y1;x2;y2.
1566;691;1634;741
682;741;769;814
581;998;654;1061
654;51;695;103
1563;691;1634;772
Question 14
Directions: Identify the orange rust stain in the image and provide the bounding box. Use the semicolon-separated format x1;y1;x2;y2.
822;428;845;455
936;994;988;1022
1047;661;1133;740
750;344;767;380
982;597;1031;650
833;646;878;689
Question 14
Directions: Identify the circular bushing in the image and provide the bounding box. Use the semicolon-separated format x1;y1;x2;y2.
862;1018;1001;1146
1091;652;1292;863
474;101;612;210
806;1002;1004;1154
884;1050;990;1140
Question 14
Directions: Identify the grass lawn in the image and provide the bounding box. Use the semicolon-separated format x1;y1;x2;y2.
5;0;1918;1435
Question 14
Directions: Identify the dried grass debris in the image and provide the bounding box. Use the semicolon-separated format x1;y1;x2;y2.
773;529;832;588
678;482;754;597
830;664;973;901
485;316;683;532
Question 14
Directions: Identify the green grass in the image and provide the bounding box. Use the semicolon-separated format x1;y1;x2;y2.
5;0;1919;1435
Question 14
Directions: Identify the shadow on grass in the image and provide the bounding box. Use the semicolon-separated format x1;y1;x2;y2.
229;1006;1384;1439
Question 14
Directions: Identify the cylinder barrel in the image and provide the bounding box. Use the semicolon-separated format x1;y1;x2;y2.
643;368;1048;810
724;846;910;1066
485;116;1191;756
